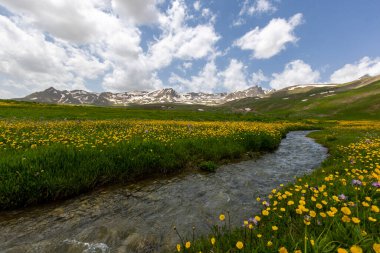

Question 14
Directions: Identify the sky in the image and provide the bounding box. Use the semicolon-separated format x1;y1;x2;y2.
0;0;380;98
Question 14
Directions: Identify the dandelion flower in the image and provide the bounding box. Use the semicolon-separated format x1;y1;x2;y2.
236;241;244;250
278;247;288;253
373;243;380;253
185;241;191;249
351;217;360;224
368;216;377;222
211;237;215;245
342;215;351;222
337;248;348;253
341;207;352;215
272;226;278;231
349;245;362;253
371;205;379;213
267;241;273;247
219;214;225;221
176;244;181;252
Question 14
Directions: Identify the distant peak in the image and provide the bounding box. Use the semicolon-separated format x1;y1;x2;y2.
45;87;57;91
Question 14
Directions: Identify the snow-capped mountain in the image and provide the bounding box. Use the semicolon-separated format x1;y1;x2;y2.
19;86;266;106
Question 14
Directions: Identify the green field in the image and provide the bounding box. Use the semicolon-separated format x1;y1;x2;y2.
0;80;379;252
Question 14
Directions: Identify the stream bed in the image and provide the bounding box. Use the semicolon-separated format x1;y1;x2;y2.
0;131;328;253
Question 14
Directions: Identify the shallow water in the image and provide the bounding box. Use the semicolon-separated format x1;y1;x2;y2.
0;131;327;253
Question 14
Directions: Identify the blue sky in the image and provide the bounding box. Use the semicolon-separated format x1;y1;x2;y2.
0;0;380;98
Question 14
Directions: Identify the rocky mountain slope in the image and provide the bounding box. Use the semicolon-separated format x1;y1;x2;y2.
19;86;266;106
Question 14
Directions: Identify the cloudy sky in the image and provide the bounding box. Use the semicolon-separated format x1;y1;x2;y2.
0;0;380;98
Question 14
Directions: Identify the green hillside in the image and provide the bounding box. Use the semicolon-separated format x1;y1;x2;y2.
226;79;380;120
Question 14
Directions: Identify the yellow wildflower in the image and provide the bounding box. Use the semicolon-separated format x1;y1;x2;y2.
368;217;377;222
342;215;351;223
349;245;362;253
351;217;360;224
236;241;244;250
373;243;380;253
371;205;379;213
341;207;351;215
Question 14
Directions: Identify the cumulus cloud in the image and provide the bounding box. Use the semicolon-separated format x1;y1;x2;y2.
234;13;303;59
170;60;219;93
221;59;250;91
170;59;257;93
0;0;220;97
270;60;320;90
250;70;269;85
193;1;201;11
240;0;276;16
233;0;277;27
330;56;380;83
112;0;161;25
0;15;108;97
0;0;116;43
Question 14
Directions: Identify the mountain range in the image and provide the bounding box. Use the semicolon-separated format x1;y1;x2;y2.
18;86;267;106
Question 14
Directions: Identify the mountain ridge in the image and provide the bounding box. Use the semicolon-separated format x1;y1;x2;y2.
18;86;267;106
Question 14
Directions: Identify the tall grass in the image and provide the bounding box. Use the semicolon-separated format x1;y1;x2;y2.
178;121;380;253
0;120;305;210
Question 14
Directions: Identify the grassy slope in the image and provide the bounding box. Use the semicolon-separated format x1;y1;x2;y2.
186;123;380;253
1;78;379;121
226;80;380;120
0;100;270;122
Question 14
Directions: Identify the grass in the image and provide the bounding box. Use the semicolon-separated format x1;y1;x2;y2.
0;119;307;210
177;121;380;252
1;88;379;251
0;99;270;122
226;80;380;120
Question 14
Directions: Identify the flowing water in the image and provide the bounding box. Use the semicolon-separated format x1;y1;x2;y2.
0;131;327;253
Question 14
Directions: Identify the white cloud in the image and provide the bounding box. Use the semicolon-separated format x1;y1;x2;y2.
270;60;320;90
234;13;303;59
0;0;220;97
183;62;193;69
146;0;219;69
170;60;219;93
0;0;117;43
170;59;256;93
330;56;380;83
112;0;162;25
0;15;108;98
233;0;276;27
221;59;249;91
250;70;269;85
240;0;276;16
193;1;201;11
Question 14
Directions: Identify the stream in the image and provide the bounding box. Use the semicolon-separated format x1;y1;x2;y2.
0;131;328;253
